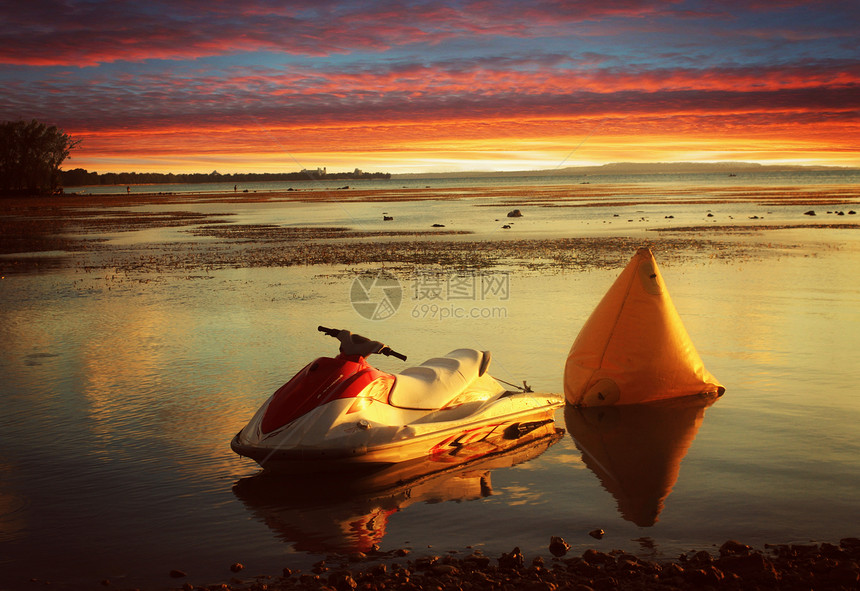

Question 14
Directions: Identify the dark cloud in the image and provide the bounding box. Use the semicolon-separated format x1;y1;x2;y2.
6;0;854;66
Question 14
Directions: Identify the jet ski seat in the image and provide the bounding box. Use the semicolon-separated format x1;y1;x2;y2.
389;348;494;410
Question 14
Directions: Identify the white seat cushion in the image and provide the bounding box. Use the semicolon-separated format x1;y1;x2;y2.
389;349;487;410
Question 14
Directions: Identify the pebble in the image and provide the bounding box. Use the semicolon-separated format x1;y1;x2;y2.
432;564;460;576
498;546;525;570
328;571;358;589
549;536;571;556
720;539;752;556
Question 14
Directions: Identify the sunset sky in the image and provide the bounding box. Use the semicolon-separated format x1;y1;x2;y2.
1;0;858;174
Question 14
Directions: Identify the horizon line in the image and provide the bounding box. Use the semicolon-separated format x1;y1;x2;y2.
64;160;858;179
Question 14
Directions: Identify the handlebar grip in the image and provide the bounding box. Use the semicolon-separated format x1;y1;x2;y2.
381;347;408;361
317;325;339;336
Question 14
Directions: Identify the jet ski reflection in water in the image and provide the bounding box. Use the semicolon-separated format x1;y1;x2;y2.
231;326;564;471
233;427;563;554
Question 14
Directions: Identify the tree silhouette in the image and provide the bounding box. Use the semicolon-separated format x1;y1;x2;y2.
0;119;80;195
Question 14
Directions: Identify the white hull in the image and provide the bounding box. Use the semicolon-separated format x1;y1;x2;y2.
232;391;564;471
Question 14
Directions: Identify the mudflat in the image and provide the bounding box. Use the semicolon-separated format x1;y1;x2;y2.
2;184;857;276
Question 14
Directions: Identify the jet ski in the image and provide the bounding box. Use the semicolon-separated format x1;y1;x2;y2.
231;325;564;472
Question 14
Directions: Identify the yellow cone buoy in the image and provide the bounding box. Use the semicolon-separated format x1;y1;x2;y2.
565;247;723;406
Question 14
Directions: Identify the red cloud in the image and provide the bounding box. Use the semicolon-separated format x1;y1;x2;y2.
6;56;857;135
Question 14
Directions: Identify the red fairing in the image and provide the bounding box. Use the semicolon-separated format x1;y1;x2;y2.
260;355;392;434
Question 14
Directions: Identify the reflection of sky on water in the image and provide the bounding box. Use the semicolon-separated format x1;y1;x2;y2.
0;213;858;588
0;462;26;544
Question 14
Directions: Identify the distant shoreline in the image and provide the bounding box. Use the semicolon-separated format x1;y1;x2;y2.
59;162;858;186
392;161;858;179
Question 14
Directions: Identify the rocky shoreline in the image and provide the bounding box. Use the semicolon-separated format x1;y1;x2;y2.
163;538;860;591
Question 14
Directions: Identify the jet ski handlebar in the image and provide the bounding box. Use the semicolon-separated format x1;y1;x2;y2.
317;325;407;361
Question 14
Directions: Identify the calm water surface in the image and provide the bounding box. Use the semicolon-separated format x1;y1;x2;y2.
68;169;860;195
1;182;859;589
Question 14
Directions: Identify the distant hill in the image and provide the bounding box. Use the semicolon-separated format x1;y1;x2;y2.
392;162;853;179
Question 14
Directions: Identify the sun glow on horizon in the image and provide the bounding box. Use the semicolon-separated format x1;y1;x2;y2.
67;131;860;176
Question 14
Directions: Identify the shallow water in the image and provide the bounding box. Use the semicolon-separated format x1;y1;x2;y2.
68;169;860;195
1;189;859;589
